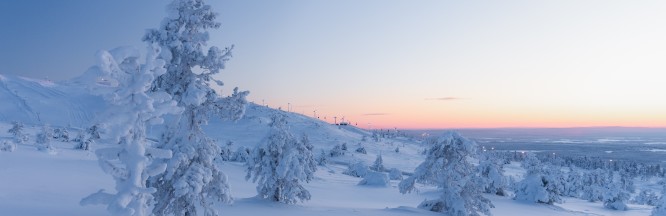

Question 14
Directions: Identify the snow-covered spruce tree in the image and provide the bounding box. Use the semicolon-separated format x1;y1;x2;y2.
652;185;666;216
219;141;233;161
8;121;28;144
75;131;94;151
477;153;507;196
389;168;403;180
54;127;70;142
79;45;181;216
602;179;629;210
618;171;635;193
1;140;16;152
316;150;328;166
344;160;369;177
245;115;317;204
355;145;367;154
36;124;55;152
370;154;385;172
62;128;71;142
542;164;567;200
563;167;583;197
580;169;609;202
232;146;250;162
143;0;249;215
633;189;659;206
372;131;381;142
399;131;493;216
87;124;102;140
329;143;345;157
513;153;563;204
7;121;24;138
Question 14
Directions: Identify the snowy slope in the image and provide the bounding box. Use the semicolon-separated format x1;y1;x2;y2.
205;103;427;172
0;74;104;128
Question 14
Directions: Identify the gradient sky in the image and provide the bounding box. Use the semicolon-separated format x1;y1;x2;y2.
1;1;665;129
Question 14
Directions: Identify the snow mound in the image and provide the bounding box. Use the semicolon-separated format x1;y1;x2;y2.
358;171;390;187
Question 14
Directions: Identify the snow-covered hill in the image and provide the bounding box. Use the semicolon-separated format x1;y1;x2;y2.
0;74;104;128
205;103;426;172
0;73;656;216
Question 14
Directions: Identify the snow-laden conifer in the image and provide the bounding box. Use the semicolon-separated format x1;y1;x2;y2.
80;45;181;216
652;185;666;216
54;128;70;142
344;161;369;177
219;141;233;161
355;145;367;154
370;154;385;172
233;146;250;162
245;115;317;204
143;0;249;215
602;179;629;210
389;168;403;180
399;131;493;216
87;124;102;140
329;144;346;157
7;121;24;139
618;171;635;193
36;124;55;153
563;167;583;197
8;121;28;144
74;131;94;151
477;153;507;196
513;153;563;204
1;140;16;152
316;150;328;166
580;169;609;202
633;189;658;206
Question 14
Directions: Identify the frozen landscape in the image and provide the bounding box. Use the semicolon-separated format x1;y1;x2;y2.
0;73;664;215
1;0;665;216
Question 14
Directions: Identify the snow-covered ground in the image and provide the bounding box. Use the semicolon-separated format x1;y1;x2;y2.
0;128;655;216
0;74;657;215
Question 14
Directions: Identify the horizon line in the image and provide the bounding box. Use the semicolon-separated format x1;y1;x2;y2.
367;126;666;130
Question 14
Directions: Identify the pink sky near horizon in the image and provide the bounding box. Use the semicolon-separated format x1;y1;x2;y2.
263;97;666;130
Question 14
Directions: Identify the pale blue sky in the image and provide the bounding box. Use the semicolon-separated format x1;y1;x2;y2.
2;1;665;128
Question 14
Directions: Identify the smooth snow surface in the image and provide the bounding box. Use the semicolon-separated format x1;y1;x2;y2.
0;74;104;127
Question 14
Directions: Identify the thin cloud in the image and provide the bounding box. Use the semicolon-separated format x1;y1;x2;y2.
426;97;463;101
363;113;390;116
